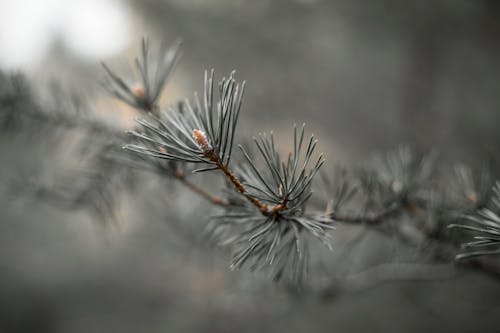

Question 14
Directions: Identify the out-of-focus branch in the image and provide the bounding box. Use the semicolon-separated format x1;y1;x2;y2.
320;263;456;299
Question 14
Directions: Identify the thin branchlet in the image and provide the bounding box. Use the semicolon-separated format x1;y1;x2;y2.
173;167;228;206
191;130;281;216
6;36;500;288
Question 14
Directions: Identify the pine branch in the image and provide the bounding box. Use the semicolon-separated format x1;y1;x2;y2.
117;40;500;285
6;37;499;288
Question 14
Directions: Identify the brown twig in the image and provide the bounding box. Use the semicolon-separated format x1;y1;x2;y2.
205;148;279;215
173;168;229;206
192;128;286;217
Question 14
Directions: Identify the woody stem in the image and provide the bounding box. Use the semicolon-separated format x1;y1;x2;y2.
174;168;229;207
205;150;285;216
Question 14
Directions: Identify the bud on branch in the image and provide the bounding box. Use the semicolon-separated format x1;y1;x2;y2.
193;129;211;152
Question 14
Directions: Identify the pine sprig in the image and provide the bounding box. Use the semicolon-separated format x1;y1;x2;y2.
446;164;493;211
125;70;244;166
206;126;332;284
238;124;325;215
124;66;333;282
367;146;436;205
102;37;182;112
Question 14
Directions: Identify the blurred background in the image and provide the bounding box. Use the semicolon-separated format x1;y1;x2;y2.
1;0;500;332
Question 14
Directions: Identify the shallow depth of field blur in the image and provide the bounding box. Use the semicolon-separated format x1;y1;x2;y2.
1;1;500;332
